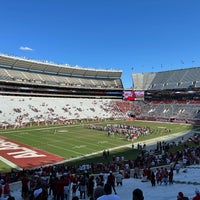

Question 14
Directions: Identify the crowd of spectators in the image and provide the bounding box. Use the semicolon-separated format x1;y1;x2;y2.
88;123;171;141
0;135;199;199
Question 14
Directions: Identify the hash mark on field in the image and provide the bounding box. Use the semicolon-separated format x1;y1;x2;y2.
19;132;28;135
73;145;86;149
58;130;68;133
98;141;108;144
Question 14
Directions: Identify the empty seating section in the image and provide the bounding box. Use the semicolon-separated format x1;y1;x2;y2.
132;74;144;90
133;73;156;90
22;71;42;83
0;67;123;89
163;82;178;90
1;94;200;127
181;68;200;82
152;71;173;84
103;79;117;87
77;78;93;87
5;69;28;82
178;81;193;89
69;77;82;86
143;73;156;90
0;96;132;126
195;81;200;88
90;79;100;87
137;101;200;120
0;69;14;81
114;79;122;87
150;83;163;90
136;67;200;91
38;73;58;84
167;69;186;83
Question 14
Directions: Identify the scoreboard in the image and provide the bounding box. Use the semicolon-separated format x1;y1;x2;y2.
123;90;144;101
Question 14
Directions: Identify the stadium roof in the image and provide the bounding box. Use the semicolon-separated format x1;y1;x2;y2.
0;54;122;78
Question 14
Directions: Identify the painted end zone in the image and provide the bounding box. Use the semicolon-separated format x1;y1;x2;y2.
0;136;65;169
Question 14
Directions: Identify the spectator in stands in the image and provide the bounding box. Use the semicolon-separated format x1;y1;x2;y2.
48;174;55;196
97;183;120;200
96;173;104;187
21;174;29;199
72;180;78;198
33;188;42;200
192;189;200;200
78;174;88;199
116;172;123;186
0;179;2;198
72;196;79;200
168;168;174;184
7;195;15;200
107;171;117;195
177;192;189;200
56;176;65;200
3;182;10;198
175;162;181;174
64;183;70;200
150;171;156;187
51;176;59;199
87;175;95;199
132;188;144;200
93;185;105;200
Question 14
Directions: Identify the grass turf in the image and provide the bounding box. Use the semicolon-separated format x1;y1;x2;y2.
0;120;195;172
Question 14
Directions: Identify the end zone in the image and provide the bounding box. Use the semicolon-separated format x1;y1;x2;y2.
0;136;65;169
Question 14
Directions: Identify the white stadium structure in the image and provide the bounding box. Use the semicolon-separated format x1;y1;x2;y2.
0;53;200;128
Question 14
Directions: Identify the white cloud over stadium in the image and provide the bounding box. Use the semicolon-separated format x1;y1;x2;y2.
19;46;34;51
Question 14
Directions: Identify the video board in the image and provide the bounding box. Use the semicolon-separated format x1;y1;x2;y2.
123;90;144;101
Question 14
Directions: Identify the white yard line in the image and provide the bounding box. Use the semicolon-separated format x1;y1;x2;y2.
0;156;22;170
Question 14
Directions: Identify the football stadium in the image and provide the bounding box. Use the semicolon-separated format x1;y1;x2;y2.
0;54;199;199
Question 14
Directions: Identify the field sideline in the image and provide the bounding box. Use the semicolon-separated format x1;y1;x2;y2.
0;120;194;171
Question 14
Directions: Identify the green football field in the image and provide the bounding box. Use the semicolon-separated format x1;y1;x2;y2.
0;120;194;172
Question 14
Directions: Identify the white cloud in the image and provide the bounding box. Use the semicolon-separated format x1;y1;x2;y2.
19;46;34;51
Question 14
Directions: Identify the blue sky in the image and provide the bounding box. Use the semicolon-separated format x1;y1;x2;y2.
0;0;200;88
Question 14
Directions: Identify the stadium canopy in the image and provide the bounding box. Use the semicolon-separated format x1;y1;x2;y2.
0;54;122;78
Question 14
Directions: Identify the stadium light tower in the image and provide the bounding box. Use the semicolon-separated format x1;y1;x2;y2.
131;67;134;87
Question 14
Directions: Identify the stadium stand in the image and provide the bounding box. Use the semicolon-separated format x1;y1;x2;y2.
132;67;200;125
0;96;131;128
1;54;200;200
0;54;123;98
1;54;200;127
0;54;138;129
